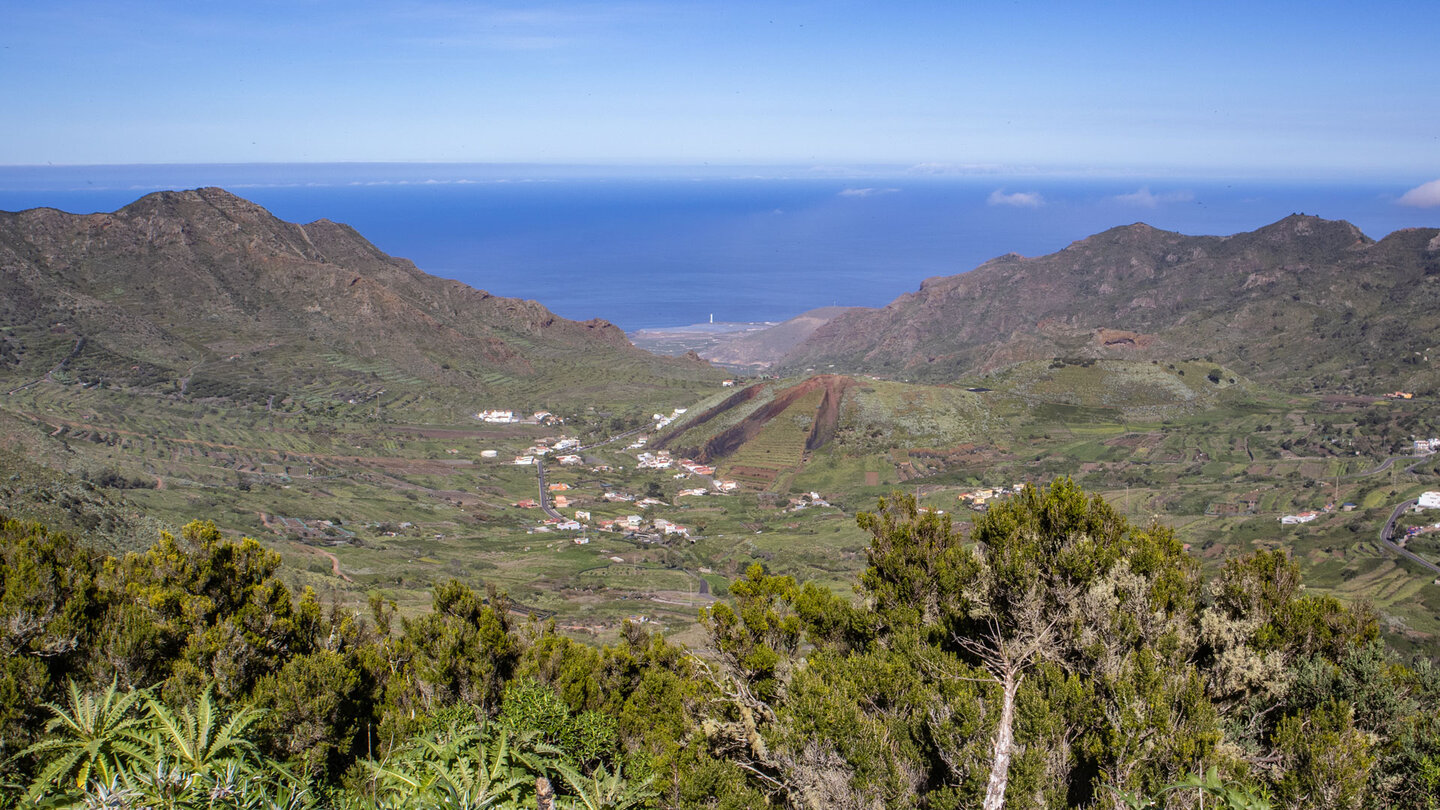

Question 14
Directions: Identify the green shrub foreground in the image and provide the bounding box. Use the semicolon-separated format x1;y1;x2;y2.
2;480;1438;808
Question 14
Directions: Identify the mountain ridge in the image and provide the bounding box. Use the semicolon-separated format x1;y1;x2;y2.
0;187;719;409
779;214;1440;391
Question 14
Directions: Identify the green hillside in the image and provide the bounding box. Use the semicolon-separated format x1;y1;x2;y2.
780;216;1440;394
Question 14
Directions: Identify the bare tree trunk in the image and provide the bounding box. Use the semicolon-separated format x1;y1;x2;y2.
957;603;1058;810
536;776;555;810
982;667;1021;810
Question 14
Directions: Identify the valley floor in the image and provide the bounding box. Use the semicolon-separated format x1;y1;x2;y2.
3;362;1440;656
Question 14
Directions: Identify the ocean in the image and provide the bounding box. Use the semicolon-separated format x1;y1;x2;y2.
1;164;1435;331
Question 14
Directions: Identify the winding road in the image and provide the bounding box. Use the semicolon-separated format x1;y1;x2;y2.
1342;453;1432;480
1378;498;1440;577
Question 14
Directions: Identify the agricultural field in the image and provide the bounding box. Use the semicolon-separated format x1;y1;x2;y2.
4;361;1440;654
720;386;821;488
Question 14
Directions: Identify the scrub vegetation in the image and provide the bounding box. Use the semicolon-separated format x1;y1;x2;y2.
4;481;1438;808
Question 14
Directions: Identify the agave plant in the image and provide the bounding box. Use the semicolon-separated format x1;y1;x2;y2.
20;680;149;801
123;755;195;808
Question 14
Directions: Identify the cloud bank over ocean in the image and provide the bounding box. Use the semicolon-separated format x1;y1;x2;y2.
1399;179;1440;208
987;189;1044;208
1113;187;1195;208
838;187;900;198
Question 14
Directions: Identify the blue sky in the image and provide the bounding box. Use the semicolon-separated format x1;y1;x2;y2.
3;1;1438;179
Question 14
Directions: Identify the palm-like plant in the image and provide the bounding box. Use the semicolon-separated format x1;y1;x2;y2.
363;719;534;809
20;680;306;810
553;762;656;810
138;685;264;777
20;680;149;801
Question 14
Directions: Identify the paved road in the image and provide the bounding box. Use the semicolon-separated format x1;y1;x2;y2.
578;424;648;452
534;459;565;520
1342;453;1431;480
1378;498;1440;577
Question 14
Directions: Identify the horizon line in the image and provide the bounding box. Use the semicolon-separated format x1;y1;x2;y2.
0;161;1430;184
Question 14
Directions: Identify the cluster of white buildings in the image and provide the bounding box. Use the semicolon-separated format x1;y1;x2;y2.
680;459;715;475
1416;439;1440;454
1279;512;1319;525
788;492;832;510
653;518;691;537
478;409;519;423
958;485;1025;510
636;450;673;470
635;449;718;477
501;435;583;466
477;409;563;425
528;509;696;541
599;515;645;531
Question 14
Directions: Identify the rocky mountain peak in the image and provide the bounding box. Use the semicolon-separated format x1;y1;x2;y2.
777;214;1439;391
1250;213;1372;247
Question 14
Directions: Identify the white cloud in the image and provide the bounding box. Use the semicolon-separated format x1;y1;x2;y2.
987;189;1044;208
838;187;899;198
1112;187;1195;208
1399;178;1440;208
907;162;1008;175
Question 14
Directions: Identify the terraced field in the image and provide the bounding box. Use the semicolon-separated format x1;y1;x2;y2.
721;387;823;488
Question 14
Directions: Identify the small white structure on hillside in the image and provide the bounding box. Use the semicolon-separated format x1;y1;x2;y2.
1418;491;1440;509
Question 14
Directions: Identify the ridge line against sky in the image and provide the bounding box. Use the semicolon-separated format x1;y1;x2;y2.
3;1;1439;180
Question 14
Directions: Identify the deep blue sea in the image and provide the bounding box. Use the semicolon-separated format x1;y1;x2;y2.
1;164;1435;331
